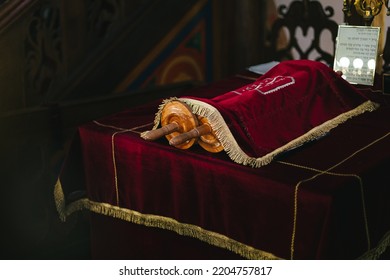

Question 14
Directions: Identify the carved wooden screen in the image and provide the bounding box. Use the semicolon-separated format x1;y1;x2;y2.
266;0;339;65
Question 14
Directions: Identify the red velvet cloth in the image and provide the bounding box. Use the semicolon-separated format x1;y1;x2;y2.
59;71;390;260
183;60;375;158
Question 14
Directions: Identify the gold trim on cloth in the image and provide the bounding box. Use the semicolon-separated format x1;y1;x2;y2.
56;120;281;260
54;176;390;260
358;231;390;260
277;131;390;259
55;117;390;260
278;162;369;260
150;98;379;168
93;120;154;205
54;180;281;260
92;120;154;134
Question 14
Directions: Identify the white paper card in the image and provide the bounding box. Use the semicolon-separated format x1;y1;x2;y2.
247;61;280;75
333;25;380;86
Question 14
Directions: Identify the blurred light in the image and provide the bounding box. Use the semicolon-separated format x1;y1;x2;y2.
339;56;350;68
367;59;376;70
353;58;364;69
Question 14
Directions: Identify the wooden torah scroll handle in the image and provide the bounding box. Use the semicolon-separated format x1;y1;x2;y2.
197;116;223;153
169;123;211;146
169;116;223;153
160;100;199;149
141;122;180;141
142;100;223;153
141;101;198;149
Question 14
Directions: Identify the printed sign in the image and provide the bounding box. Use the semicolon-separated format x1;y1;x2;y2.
333;25;380;86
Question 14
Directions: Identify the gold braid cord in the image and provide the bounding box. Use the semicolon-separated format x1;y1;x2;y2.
277;131;390;259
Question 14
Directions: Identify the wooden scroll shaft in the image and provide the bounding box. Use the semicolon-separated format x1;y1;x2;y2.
141;123;179;141
169;123;212;147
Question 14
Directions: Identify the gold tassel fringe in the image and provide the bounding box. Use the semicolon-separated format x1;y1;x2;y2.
54;179;280;260
178;98;379;168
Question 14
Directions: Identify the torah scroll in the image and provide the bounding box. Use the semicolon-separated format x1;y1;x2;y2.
141;60;378;167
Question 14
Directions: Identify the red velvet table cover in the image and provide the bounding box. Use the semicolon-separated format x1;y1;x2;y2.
56;71;390;260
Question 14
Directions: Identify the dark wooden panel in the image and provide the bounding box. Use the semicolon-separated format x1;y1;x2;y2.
0;0;38;33
212;0;268;78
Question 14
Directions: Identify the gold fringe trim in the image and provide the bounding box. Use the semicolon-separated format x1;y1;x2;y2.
54;179;281;260
54;176;390;259
54;178;67;222
178;98;379;168
358;230;390;260
56;108;389;259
